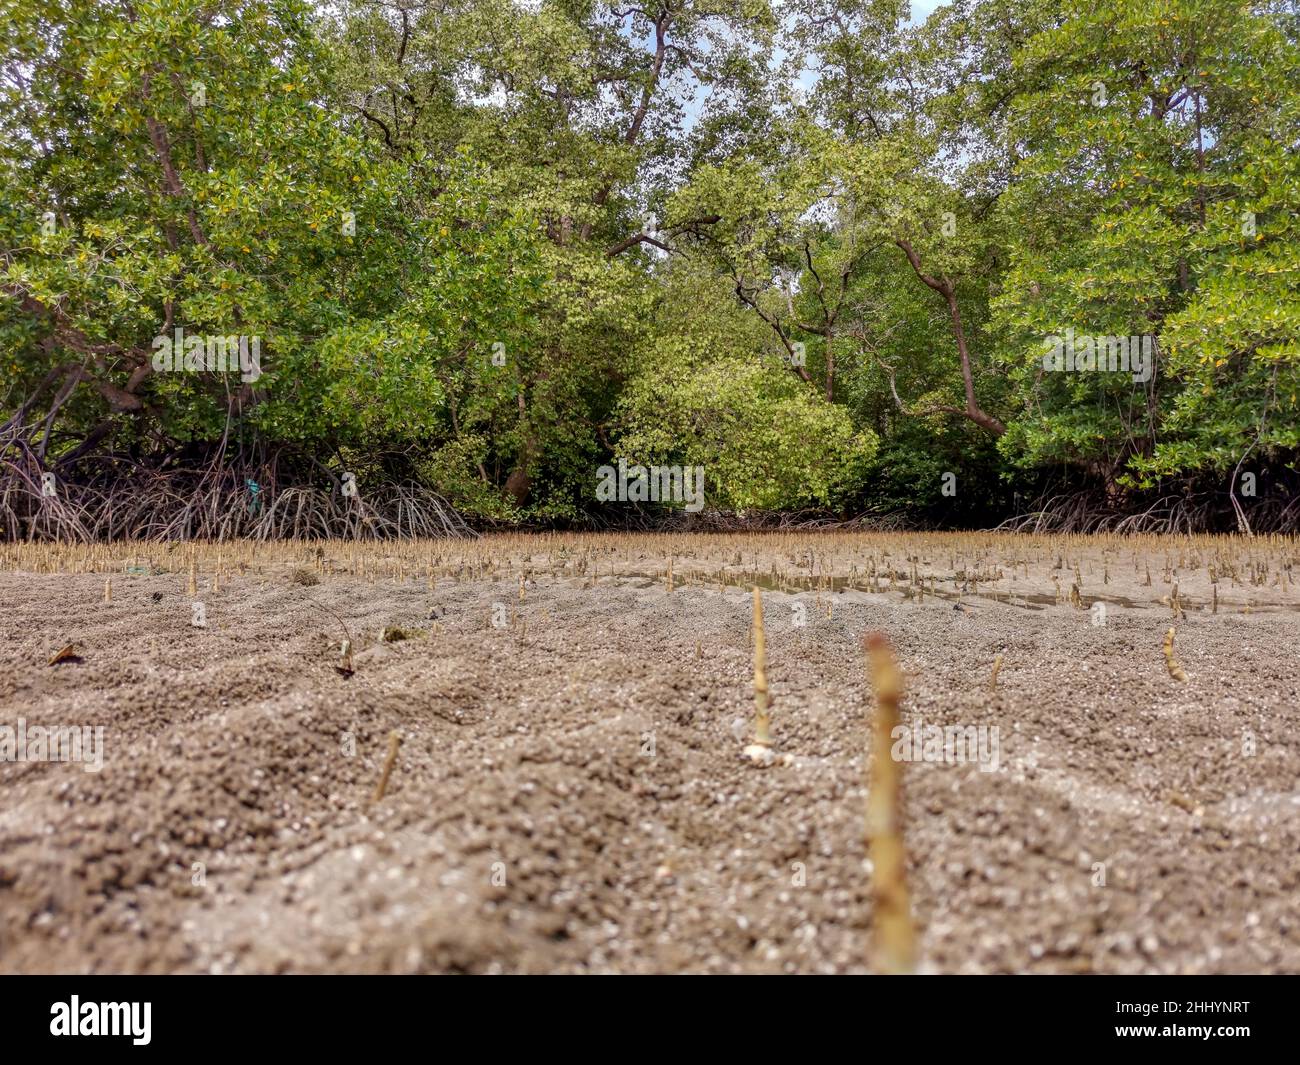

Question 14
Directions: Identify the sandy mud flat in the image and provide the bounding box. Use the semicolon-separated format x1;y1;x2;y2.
1;533;1297;973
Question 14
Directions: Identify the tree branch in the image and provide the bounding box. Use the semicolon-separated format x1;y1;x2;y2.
895;239;1005;435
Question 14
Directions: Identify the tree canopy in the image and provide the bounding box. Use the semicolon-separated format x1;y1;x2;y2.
3;0;1298;535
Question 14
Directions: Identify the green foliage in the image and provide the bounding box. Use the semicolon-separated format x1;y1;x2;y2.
615;267;877;511
0;0;543;475
990;0;1300;489
3;0;1298;527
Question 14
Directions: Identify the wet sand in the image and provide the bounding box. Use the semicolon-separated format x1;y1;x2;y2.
1;533;1297;973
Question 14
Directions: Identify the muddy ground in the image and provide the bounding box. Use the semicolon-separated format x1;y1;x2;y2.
1;534;1298;973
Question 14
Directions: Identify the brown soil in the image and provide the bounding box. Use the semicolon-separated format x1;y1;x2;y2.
1;533;1298;973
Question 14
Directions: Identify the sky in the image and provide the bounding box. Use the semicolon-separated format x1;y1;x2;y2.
779;0;951;109
909;0;947;23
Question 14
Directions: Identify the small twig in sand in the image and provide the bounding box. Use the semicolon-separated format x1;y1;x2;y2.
1163;627;1188;682
47;643;82;666
298;596;357;677
370;731;402;804
743;587;774;766
865;632;917;974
